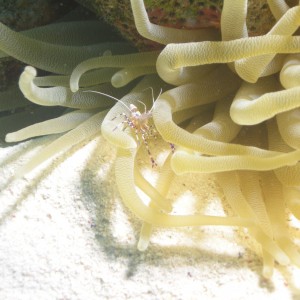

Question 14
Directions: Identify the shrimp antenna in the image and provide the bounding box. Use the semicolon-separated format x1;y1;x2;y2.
137;100;147;113
83;90;131;112
149;88;162;113
140;87;162;113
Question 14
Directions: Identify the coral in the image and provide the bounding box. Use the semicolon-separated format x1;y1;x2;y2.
1;0;300;280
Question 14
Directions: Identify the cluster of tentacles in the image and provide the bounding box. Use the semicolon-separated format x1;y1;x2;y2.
1;0;300;278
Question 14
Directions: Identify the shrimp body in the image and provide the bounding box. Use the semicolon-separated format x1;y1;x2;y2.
118;103;157;166
84;89;173;166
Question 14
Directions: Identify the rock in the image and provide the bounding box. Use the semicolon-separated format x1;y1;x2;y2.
74;0;281;50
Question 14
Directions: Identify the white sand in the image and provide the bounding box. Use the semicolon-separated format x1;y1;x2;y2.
0;134;300;300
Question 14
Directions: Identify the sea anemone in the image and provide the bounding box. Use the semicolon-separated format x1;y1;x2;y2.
2;0;300;279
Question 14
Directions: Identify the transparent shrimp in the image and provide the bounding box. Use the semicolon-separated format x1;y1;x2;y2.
84;88;163;167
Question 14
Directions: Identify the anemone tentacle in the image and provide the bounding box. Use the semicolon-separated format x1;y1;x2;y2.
5;109;97;142
0;21;133;74
2;0;300;279
70;51;159;92
130;0;220;45
156;35;300;85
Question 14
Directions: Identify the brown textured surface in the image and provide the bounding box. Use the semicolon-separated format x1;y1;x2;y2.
0;0;76;30
247;0;275;36
74;0;278;50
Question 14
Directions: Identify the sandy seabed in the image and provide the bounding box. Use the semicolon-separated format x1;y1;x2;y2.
0;133;300;300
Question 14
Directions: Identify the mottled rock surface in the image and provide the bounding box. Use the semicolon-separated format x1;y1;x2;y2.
73;0;286;50
0;0;76;30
